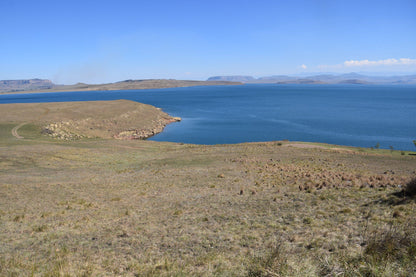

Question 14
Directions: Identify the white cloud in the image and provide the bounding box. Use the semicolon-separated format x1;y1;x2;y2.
344;58;416;67
301;64;307;69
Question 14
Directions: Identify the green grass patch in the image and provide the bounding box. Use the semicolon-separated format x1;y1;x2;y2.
0;124;14;141
17;123;44;139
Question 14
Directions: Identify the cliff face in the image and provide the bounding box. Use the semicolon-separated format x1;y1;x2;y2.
0;79;54;92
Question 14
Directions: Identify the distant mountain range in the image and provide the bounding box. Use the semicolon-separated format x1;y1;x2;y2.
2;74;416;94
207;75;256;82
207;73;416;84
0;79;241;94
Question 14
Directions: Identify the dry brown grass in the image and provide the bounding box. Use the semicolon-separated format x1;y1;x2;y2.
1;102;416;276
0;100;178;140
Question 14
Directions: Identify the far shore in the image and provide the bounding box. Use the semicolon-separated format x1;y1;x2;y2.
0;79;242;95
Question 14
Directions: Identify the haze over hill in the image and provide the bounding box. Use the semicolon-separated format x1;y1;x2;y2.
207;73;416;85
207;76;255;82
2;73;416;94
0;79;55;92
0;79;241;94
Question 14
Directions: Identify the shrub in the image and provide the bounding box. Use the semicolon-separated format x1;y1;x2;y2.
32;224;48;232
404;177;416;198
246;241;290;276
364;225;416;263
303;217;313;224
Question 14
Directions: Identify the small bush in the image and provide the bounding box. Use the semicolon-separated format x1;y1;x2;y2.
319;220;416;276
13;214;24;222
404;178;416;197
247;241;290;276
32;225;48;232
303;217;313;224
364;222;416;264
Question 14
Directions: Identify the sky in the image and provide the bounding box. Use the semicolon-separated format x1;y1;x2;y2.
1;0;415;84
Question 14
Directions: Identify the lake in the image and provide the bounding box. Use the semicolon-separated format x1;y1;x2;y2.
1;84;415;150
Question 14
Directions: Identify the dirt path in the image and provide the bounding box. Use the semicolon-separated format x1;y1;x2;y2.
284;143;327;149
11;123;26;139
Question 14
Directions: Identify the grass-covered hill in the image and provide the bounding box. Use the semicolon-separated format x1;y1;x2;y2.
0;79;241;94
0;100;180;140
0;100;415;276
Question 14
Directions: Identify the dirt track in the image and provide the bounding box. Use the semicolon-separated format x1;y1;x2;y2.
11;123;26;139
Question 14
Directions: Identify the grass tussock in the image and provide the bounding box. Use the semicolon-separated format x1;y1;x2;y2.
404;177;416;198
1;119;416;276
247;240;289;277
364;221;416;264
246;220;416;277
347;219;416;276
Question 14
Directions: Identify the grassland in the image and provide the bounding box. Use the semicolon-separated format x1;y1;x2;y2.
0;101;415;276
0;100;180;140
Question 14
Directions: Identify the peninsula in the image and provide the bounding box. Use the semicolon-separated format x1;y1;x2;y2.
0;100;180;140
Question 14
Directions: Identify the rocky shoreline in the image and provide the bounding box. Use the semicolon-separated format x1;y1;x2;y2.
113;116;181;140
43;115;181;141
0;100;182;141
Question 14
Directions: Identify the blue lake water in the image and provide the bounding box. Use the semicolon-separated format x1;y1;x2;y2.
0;84;415;150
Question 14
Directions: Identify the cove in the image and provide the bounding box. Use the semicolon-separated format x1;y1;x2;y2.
1;84;415;151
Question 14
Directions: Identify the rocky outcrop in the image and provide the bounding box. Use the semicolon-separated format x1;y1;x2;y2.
42;121;87;140
113;116;181;140
43;115;181;141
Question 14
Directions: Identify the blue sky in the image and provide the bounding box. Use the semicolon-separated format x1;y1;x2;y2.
1;0;415;84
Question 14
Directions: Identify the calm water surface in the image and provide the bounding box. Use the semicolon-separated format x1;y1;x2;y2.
1;84;415;150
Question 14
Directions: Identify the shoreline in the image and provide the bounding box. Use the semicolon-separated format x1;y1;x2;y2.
0;100;181;141
1;99;415;152
0;79;242;95
3;82;416;95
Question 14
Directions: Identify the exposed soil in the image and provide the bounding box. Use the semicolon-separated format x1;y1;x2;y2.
11;123;26;139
